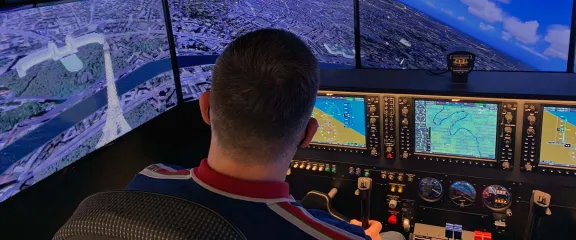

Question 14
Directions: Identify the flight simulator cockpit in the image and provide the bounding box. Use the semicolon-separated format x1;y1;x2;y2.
1;0;576;240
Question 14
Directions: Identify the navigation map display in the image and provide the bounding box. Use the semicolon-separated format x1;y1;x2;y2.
312;96;366;148
414;100;498;159
539;106;576;169
360;0;573;72
168;0;355;101
0;0;177;202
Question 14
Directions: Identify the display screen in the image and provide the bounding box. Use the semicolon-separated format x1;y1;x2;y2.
168;0;355;101
539;106;576;169
0;0;177;202
360;0;573;72
414;100;498;159
311;96;366;148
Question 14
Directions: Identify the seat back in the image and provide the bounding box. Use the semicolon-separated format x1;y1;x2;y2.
53;191;247;240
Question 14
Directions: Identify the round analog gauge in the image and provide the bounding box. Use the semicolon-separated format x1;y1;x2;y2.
449;181;477;207
417;177;443;202
482;185;512;211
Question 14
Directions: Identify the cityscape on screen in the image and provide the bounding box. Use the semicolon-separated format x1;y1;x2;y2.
0;0;177;202
0;0;574;202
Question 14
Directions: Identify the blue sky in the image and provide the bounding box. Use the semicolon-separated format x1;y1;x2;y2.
399;0;573;71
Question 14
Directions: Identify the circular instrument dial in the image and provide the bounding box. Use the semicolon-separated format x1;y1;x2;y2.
449;181;476;207
482;185;512;211
417;177;443;202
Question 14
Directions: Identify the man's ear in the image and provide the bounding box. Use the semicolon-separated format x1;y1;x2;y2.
199;91;211;125
299;118;319;148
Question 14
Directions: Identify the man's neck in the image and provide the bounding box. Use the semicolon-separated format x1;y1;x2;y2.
206;144;291;182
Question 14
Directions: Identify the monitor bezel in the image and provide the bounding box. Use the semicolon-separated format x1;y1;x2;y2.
537;104;576;170
309;93;370;152
411;98;501;162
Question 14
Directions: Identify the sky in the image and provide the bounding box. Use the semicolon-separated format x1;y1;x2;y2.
399;0;573;71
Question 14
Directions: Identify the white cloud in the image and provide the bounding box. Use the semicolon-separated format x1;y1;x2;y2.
479;22;495;31
497;0;511;3
441;8;454;15
457;16;466;21
543;25;570;60
426;1;435;8
503;17;540;44
460;0;504;23
502;31;512;41
516;43;549;60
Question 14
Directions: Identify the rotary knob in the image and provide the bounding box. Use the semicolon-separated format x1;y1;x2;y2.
502;161;510;169
370;117;377;124
525;163;533;172
386;146;393;153
369;106;376;113
388;199;398;209
505;113;513;123
527;128;536;135
504;127;512;134
402;108;409;116
371;148;378;156
402;152;409;159
527;115;536;125
402;118;409;126
403;218;411;232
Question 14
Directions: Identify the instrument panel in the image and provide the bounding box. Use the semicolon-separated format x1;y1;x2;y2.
293;90;576;240
306;91;576;177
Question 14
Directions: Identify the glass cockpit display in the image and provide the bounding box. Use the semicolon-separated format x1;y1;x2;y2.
311;96;366;148
168;0;355;101
539;106;576;169
0;0;177;202
414;100;499;160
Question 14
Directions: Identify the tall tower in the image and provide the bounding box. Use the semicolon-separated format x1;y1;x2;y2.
96;41;132;148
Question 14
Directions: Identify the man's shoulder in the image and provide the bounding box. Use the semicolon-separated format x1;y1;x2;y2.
136;163;192;180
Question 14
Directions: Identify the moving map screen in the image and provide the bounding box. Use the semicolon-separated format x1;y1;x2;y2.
360;0;573;72
312;96;366;148
539;106;576;169
168;0;355;101
414;100;498;159
0;0;177;202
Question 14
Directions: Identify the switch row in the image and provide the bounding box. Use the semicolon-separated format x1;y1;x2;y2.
291;161;336;173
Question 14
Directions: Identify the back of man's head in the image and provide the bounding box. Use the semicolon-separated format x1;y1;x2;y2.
210;29;320;163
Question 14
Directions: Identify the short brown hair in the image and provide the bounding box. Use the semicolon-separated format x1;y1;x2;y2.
210;29;319;161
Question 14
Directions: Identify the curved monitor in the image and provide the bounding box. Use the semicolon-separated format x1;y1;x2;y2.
360;0;573;72
168;0;356;101
0;0;177;202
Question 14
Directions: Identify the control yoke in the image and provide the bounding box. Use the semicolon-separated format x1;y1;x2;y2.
357;177;373;229
299;188;350;222
524;190;552;240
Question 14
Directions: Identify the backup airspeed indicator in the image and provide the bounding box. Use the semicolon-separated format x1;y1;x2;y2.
417;177;443;202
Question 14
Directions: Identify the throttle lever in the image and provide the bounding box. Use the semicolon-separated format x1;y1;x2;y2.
357;177;372;229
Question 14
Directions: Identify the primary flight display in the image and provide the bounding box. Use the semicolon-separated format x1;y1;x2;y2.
311;96;366;148
539;106;576;169
414;100;498;159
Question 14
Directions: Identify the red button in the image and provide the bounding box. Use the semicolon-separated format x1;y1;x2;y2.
474;231;483;240
482;232;492;240
387;153;393;159
387;215;397;225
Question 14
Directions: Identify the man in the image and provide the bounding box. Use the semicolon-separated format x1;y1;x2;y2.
127;29;404;240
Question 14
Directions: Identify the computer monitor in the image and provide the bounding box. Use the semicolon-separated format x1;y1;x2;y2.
360;0;573;72
539;106;576;169
311;95;367;148
0;0;177;202
168;0;356;101
414;99;499;160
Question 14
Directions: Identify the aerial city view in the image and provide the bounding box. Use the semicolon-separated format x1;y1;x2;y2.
0;0;177;202
360;0;573;71
169;0;356;100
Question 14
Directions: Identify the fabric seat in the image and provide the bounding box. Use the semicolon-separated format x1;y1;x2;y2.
53;191;247;240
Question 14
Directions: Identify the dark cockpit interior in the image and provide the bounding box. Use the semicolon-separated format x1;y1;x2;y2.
1;0;576;239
